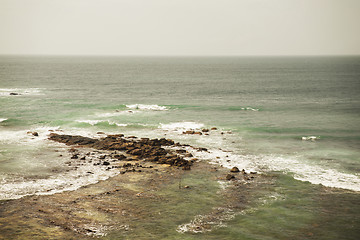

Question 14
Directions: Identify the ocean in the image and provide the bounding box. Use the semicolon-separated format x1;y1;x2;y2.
0;56;359;239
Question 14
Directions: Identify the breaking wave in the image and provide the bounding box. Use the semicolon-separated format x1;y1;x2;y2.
126;104;168;111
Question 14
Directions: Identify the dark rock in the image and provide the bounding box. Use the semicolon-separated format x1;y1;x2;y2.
211;127;217;130
113;154;126;160
71;154;78;159
97;132;105;134
230;167;240;172
49;133;98;146
202;129;209;132
147;156;159;162
182;165;191;170
183;130;203;135
27;131;39;136
103;161;110;166
176;149;187;154
49;133;193;170
183;130;195;135
10;92;20;95
226;174;235;180
185;153;193;158
80;156;86;160
197;147;208;152
128;148;143;156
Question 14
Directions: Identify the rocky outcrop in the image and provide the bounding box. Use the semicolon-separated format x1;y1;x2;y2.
49;133;192;169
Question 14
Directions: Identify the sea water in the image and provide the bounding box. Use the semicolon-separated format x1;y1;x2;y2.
0;56;359;239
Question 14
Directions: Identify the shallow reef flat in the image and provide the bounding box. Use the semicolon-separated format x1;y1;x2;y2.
0;133;264;240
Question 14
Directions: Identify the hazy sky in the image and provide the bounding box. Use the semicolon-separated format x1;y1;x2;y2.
0;0;359;56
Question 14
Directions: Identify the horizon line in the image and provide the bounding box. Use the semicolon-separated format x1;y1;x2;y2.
1;53;359;58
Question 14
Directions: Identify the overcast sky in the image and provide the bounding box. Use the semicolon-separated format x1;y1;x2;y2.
0;0;359;56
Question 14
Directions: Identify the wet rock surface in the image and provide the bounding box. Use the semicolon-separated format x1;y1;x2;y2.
49;133;192;169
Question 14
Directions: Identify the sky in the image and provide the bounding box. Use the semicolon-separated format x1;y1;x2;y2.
0;0;359;56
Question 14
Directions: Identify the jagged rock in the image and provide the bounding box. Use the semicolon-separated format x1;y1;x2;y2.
230;167;240;173
197;147;208;152
226;174;235;180
49;133;192;169
176;149;187;154
130;148;143;156
49;133;98;146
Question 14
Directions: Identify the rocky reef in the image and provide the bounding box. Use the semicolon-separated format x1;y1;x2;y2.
0;132;262;239
48;133;198;170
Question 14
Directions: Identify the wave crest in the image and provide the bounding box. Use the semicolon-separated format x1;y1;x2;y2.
126;104;167;111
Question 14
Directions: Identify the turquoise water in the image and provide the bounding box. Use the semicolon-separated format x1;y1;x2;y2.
0;56;359;238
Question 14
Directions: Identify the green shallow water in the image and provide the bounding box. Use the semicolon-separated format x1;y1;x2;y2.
99;171;359;240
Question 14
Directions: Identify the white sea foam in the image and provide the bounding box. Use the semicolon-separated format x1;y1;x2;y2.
0;157;119;200
0;88;44;96
216;153;360;192
241;107;259;111
0;118;8;123
302;136;319;141
256;155;360;191
76;120;127;127
96;110;139;117
126;104;168;111
177;207;235;233
174;134;360;192
0;126;61;144
160;122;205;133
186;147;257;174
